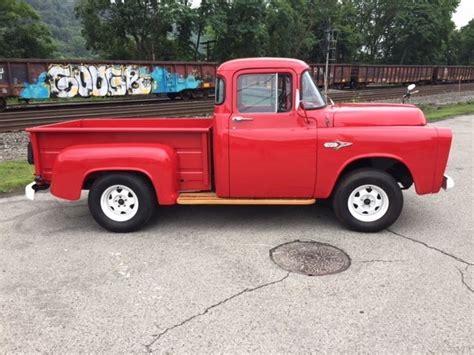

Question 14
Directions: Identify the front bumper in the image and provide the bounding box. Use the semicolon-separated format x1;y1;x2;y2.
442;174;454;191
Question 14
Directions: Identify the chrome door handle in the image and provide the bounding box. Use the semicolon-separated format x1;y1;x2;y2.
232;116;254;122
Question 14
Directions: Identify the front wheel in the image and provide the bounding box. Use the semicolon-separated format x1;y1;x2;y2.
332;169;403;233
88;173;157;233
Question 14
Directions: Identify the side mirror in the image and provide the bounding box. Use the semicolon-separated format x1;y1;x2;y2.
407;84;416;92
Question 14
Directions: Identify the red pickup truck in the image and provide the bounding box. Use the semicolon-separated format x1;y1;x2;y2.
25;58;453;233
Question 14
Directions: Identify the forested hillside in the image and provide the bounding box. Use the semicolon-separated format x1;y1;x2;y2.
25;0;93;58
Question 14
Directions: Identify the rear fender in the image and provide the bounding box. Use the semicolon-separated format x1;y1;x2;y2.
51;143;178;204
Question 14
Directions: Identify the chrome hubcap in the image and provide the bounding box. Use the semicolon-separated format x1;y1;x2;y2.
100;185;139;222
347;184;389;222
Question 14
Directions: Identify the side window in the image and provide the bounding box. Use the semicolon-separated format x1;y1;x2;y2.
215;76;225;105
237;73;292;113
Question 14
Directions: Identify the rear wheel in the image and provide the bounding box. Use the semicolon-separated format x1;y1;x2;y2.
332;169;403;232
88;173;157;233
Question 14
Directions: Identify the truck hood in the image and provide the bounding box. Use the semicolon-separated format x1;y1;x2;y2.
332;103;426;127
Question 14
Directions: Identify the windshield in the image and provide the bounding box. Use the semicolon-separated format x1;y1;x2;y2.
301;71;325;109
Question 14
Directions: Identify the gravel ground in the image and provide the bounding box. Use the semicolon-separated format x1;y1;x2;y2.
1;90;473;161
0;130;28;161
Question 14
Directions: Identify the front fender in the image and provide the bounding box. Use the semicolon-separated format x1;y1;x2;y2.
316;126;440;198
51;143;178;204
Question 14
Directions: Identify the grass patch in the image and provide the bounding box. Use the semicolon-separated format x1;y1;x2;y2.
0;161;34;194
420;101;474;122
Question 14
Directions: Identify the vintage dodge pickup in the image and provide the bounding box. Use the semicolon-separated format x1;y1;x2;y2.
25;58;453;233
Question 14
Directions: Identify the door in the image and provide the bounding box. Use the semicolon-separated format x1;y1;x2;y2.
229;69;317;198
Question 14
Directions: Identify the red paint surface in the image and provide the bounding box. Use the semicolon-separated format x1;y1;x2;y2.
27;58;452;204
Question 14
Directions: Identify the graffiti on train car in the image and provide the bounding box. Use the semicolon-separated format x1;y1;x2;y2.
48;64;153;98
20;64;201;100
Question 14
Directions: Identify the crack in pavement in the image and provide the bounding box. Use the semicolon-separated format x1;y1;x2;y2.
386;229;473;266
387;229;474;294
359;259;405;263
457;266;474;294
144;273;290;352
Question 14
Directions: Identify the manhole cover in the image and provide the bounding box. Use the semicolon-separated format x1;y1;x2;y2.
270;240;351;276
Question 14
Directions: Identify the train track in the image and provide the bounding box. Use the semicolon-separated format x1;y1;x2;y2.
329;82;474;102
5;96;168;111
1;83;473;132
0;100;214;132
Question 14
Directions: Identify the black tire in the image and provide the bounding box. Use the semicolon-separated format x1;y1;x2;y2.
332;169;403;233
167;93;177;101
0;98;6;111
88;173;157;233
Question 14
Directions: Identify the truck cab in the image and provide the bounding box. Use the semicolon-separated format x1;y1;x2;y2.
212;58;322;198
26;58;453;233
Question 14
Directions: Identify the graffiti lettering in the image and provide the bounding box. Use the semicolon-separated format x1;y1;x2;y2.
46;64;152;98
20;64;201;100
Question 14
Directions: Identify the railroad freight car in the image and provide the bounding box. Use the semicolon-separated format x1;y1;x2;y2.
351;65;434;88
433;66;474;82
310;64;474;89
0;58;218;109
309;63;352;89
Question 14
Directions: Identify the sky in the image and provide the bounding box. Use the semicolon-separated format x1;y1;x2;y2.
452;0;474;28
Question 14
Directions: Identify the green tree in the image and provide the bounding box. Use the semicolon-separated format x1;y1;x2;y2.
0;0;56;58
345;0;401;63
75;0;195;60
172;0;198;60
265;0;317;61
336;1;363;62
386;0;459;64
204;0;269;61
457;19;474;64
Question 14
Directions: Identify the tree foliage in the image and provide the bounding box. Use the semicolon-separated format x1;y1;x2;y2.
74;0;196;60
25;0;93;58
0;0;56;58
3;0;471;65
457;19;474;64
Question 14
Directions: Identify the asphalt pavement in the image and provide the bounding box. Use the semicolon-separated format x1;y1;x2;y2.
0;116;472;353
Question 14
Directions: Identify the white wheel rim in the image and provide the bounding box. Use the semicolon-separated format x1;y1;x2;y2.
347;184;389;222
100;185;139;222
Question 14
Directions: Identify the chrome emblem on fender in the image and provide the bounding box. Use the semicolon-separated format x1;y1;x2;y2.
324;140;353;150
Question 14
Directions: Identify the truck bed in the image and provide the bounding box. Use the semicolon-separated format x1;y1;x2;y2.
27;118;213;191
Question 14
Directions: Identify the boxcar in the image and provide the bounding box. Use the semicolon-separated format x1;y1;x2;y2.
351;65;434;87
433;66;474;82
0;58;218;109
309;63;352;89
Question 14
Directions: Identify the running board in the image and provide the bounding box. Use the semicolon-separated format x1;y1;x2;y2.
177;192;316;205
